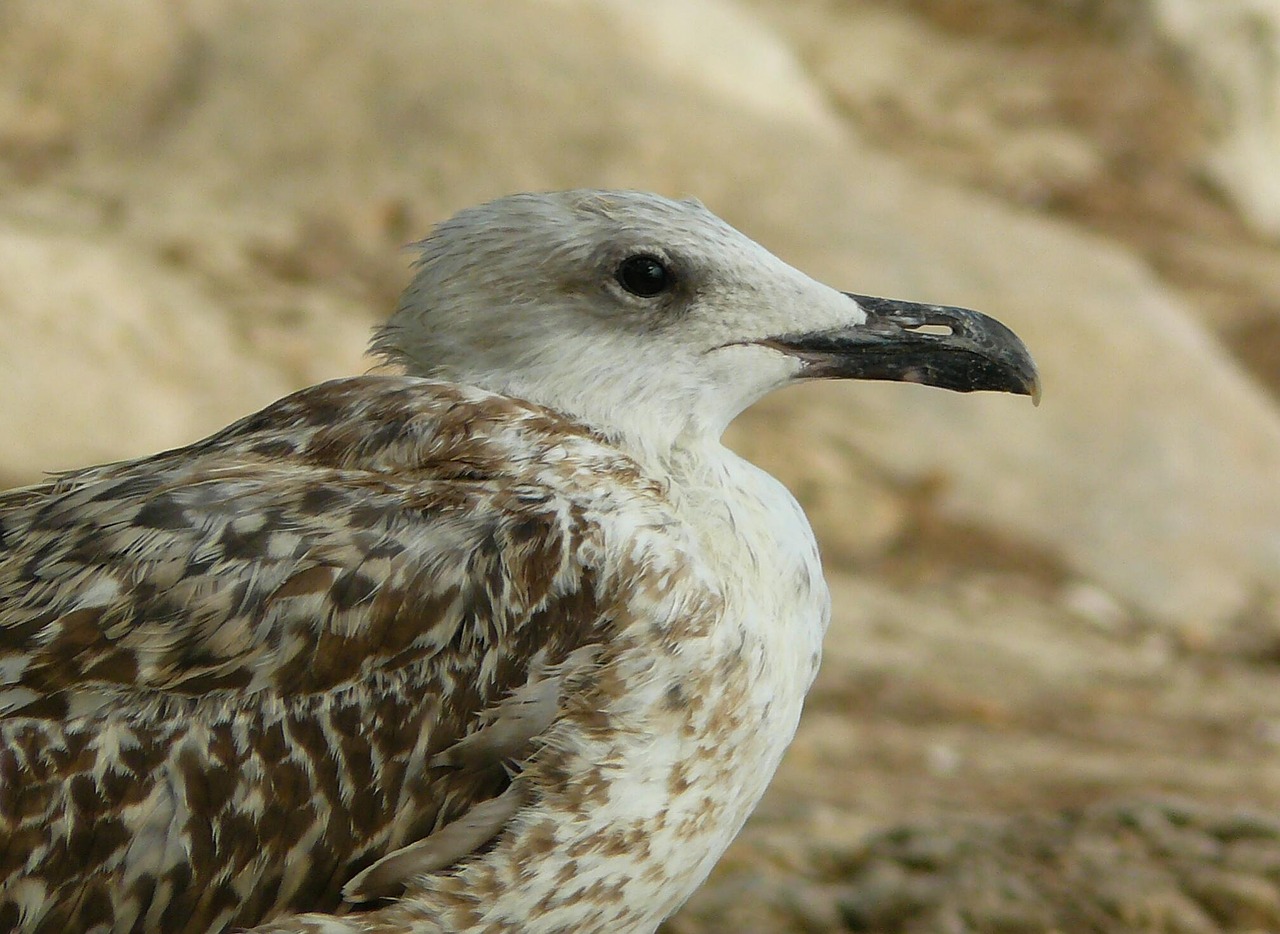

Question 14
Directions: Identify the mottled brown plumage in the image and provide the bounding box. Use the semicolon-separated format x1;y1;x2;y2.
0;190;1036;933
0;377;721;931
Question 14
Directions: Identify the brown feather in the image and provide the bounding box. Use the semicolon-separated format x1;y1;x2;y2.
0;376;683;932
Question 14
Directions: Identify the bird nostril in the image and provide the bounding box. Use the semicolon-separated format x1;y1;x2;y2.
907;324;954;336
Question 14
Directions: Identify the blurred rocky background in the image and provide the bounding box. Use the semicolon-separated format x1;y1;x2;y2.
3;1;1280;930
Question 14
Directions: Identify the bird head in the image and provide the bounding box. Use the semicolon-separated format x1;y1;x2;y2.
373;190;1038;453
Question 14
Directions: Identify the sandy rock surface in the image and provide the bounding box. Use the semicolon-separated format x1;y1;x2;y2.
1149;0;1280;239
3;1;1280;931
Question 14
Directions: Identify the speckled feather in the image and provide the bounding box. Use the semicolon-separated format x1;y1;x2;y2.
0;376;741;932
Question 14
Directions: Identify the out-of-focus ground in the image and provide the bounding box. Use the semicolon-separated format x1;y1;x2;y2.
3;1;1280;931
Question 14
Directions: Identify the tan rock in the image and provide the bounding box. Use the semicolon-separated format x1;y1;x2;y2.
1150;0;1280;239
0;219;369;483
0;0;197;173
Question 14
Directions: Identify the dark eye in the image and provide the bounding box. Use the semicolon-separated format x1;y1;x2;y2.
615;254;674;298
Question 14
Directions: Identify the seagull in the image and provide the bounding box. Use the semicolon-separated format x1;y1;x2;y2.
0;190;1037;933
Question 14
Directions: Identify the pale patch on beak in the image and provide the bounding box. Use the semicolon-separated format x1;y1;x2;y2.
763;292;1041;404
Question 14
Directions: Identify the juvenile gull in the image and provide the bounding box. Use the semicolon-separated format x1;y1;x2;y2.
0;190;1037;933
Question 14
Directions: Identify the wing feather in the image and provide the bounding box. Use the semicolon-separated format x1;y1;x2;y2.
0;376;688;931
0;379;615;712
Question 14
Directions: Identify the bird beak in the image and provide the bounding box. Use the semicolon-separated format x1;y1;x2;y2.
766;292;1041;404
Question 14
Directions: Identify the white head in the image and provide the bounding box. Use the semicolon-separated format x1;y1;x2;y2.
374;190;1037;455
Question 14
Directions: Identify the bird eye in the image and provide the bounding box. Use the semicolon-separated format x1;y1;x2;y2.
615;254;674;298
